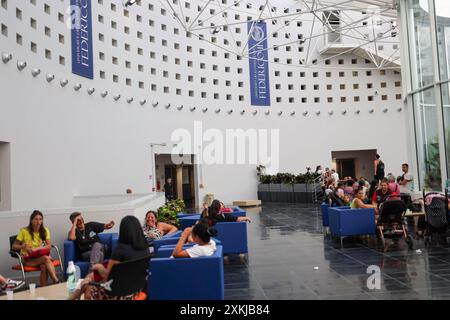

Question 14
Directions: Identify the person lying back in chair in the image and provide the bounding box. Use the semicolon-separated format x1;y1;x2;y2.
207;199;251;225
172;220;218;258
142;210;178;245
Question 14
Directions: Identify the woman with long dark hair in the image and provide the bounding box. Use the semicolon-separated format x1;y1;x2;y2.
142;210;178;244
70;215;150;300
208;199;251;225
12;210;59;286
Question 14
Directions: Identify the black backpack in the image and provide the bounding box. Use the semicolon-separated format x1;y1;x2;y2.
377;160;385;173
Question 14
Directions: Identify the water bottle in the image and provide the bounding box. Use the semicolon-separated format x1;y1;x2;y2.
66;261;80;296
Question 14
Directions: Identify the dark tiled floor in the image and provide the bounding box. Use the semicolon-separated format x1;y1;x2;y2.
224;203;450;300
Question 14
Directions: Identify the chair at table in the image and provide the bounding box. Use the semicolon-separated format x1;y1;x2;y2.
9;235;64;286
89;255;151;300
64;233;118;278
156;220;248;255
148;246;224;300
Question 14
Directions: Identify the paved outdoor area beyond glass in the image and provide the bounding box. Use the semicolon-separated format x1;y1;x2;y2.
224;203;450;300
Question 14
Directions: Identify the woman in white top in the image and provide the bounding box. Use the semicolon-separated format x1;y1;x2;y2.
172;221;218;258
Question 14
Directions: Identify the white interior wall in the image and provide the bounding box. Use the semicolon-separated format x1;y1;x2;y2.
0;1;407;209
0;142;12;211
0;193;165;278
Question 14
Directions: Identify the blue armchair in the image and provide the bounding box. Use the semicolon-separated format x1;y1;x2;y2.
153;230;183;253
178;215;200;229
321;203;350;227
154;238;222;257
148;245;224;300
64;233;118;278
328;207;376;247
215;222;248;254
157;220;248;255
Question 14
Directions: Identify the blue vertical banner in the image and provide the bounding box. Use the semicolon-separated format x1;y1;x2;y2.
247;21;271;106
71;0;94;79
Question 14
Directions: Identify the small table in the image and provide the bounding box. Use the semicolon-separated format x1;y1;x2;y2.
0;282;69;300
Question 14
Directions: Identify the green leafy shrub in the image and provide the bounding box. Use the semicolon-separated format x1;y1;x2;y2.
156;199;186;227
258;167;321;184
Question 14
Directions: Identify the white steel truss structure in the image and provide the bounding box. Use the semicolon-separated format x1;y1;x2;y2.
159;0;400;70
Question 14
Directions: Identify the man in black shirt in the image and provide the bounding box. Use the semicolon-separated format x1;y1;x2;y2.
68;212;115;270
163;177;175;202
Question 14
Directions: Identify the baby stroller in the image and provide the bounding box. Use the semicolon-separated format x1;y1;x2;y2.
422;191;450;245
377;195;413;250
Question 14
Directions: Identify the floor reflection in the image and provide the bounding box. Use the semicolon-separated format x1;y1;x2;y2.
224;203;450;300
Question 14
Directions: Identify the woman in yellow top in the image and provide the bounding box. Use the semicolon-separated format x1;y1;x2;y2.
12;210;59;287
351;187;378;221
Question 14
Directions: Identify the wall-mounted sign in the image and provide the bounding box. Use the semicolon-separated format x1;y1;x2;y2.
71;0;94;79
247;21;271;106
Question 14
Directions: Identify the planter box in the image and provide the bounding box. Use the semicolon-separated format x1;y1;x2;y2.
269;184;281;192
293;184;307;192
257;183;317;204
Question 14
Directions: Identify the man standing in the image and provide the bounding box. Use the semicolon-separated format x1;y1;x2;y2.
399;163;414;194
163;177;175;202
68;212;115;270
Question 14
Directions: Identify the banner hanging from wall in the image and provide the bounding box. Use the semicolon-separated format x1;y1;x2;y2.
247;21;271;106
71;0;94;79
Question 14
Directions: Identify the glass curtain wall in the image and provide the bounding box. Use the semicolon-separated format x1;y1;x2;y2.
435;0;450;182
407;0;442;190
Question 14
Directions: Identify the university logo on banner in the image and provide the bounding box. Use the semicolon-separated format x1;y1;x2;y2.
247;21;270;106
71;0;94;79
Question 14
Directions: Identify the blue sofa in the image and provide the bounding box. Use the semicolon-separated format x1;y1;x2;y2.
178;207;247;229
328;207;376;246
64;233;119;278
214;222;248;254
152;230;182;253
155;238;222;257
148;245;224;300
321;203;350;227
165;217;248;255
